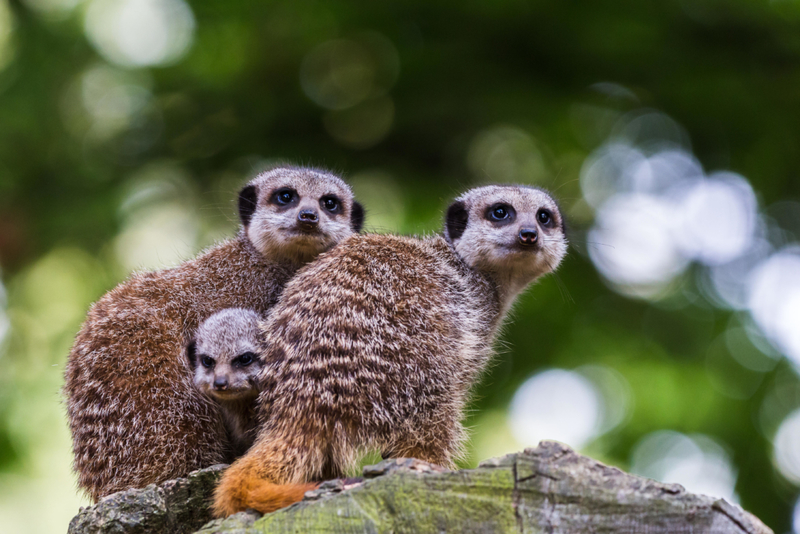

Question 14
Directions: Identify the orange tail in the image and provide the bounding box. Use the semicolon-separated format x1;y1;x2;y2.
212;466;318;517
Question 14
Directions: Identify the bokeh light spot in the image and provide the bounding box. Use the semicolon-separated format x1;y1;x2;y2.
77;65;153;141
323;96;394;149
588;192;688;297
612;110;690;151
0;0;15;72
347;170;406;233
725;326;780;373
114;163;200;272
581;145;705;212
677;173;757;266
578;364;632;433
580;143;646;209
773;408;800;485
630;431;738;501
569;103;622;149
508;369;603;449
16;249;103;344
300;33;399;110
115;204;198;272
584;135;768;305
748;248;800;367
21;0;79;20
794;496;800;534
467;125;548;184
699;236;772;310
84;0;195;68
705;332;764;400
0;273;8;357
757;371;800;439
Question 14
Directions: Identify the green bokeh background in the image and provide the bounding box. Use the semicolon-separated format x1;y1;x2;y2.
0;0;799;532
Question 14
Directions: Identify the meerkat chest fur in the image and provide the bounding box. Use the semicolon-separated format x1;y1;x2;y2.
258;235;500;467
327;235;498;379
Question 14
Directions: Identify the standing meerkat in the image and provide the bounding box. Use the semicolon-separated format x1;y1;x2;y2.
212;184;568;516
186;308;265;460
65;166;364;502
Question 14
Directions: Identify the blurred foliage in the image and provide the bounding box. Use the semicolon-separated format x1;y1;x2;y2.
0;0;799;532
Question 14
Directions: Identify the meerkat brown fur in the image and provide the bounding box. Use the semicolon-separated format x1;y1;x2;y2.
212;184;568;516
187;308;265;459
65;166;364;501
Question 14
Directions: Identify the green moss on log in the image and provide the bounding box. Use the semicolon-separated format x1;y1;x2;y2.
198;442;772;534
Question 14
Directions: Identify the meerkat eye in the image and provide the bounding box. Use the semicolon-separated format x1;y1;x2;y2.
272;188;297;206
537;209;554;228
236;352;257;366
486;203;515;223
320;196;340;213
200;355;215;368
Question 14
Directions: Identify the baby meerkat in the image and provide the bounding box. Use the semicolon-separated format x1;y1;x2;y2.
65;166;364;501
212;184;568;516
187;308;265;459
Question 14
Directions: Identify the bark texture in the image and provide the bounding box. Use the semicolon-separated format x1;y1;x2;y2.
68;464;226;534
69;442;773;534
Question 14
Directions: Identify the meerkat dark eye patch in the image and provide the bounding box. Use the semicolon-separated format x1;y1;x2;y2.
537;208;555;229
271;188;298;207
445;201;469;242
351;202;365;233
238;185;258;227
186;340;198;368
485;203;516;225
320;195;341;213
201;355;215;369
235;352;257;366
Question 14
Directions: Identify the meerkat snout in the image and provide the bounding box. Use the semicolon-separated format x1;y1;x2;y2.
297;208;319;230
213;375;229;391
518;228;538;246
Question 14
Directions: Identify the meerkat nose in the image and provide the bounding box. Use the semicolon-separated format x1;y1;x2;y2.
297;209;319;229
518;228;538;246
214;376;229;390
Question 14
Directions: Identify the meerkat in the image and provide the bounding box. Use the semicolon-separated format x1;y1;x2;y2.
186;308;265;459
212;184;568;516
64;165;364;502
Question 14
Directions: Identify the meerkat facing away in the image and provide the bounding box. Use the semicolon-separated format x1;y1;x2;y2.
212;184;568;516
65;166;364;502
187;308;265;459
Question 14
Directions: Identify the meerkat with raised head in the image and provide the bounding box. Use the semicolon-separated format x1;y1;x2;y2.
212;184;568;516
187;308;265;459
65;166;364;502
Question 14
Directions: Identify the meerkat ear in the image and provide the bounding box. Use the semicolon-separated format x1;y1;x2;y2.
186;340;198;369
351;202;365;233
445;201;469;243
238;185;258;227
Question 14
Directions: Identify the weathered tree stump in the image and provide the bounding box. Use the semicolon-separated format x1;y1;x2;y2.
70;441;773;534
68;464;226;534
